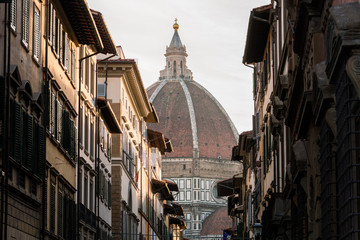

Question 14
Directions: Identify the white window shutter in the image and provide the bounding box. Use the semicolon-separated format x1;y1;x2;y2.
56;100;62;143
71;49;75;81
65;33;69;71
10;0;17;30
33;7;40;60
22;0;30;47
59;24;63;63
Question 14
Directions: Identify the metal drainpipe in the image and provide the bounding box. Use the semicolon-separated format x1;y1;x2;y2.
77;50;102;240
1;3;10;240
41;0;50;239
92;53;116;240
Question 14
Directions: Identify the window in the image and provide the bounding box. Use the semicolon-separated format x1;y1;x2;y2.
201;191;204;201
50;175;56;233
186;179;191;189
58;187;63;237
79;169;82;203
79;106;83;145
33;6;40;60
90;121;94;158
206;192;209;201
206;180;209;189
201;180;204;189
85;112;89;152
10;0;17;30
186;213;191;220
71;49;75;82
173;61;176;75
90;181;94;211
30;179;37;196
90;63;95;96
21;0;30;47
179;179;184;189
179;191;185;201
18;170;25;189
84;175;88;207
85;58;89;89
186;191;191;201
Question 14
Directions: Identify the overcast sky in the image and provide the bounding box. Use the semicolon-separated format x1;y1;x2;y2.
87;0;270;134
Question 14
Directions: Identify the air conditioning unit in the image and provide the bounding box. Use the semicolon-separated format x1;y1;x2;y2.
97;83;106;97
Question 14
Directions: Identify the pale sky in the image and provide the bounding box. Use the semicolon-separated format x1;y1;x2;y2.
87;0;270;134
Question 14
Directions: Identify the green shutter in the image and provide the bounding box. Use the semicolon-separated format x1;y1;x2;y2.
32;122;39;174
0;76;5;149
25;113;34;170
69;119;75;159
37;124;45;178
58;191;63;237
62;109;70;151
108;181;112;207
50;183;56;232
56;100;62;143
14;102;23;163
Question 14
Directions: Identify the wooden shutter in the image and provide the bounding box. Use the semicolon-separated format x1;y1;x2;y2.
58;191;63;237
65;33;69;71
33;6;40;60
71;49;75;82
69;119;75;159
59;24;63;63
0;76;5;149
62;110;70;151
21;0;30;47
50;183;56;232
10;0;17;30
56;100;62;143
14;102;23;163
25;113;33;170
50;91;56;136
37;124;45;178
108;181;112;207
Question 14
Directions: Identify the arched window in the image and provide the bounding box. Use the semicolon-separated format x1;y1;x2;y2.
180;61;183;75
173;61;176;75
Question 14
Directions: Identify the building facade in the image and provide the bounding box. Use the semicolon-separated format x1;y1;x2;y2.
240;0;360;240
0;1;119;239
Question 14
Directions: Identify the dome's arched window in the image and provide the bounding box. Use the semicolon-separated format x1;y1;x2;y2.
173;61;176;75
180;61;183;75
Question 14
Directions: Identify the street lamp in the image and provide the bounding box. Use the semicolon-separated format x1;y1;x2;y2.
253;219;262;240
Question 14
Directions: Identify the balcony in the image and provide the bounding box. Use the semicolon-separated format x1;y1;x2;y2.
79;203;96;229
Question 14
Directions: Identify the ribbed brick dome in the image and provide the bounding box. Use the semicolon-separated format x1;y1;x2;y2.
147;79;238;159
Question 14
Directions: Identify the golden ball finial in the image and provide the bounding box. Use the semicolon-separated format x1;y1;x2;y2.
173;18;179;31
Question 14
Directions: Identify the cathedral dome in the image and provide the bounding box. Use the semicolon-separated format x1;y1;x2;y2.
147;21;238;160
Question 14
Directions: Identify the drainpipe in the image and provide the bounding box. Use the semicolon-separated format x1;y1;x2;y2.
95;53;115;240
41;0;50;239
77;50;102;240
1;3;11;240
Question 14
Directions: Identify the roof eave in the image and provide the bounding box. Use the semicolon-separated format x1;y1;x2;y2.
91;9;118;55
60;0;103;52
243;5;271;64
97;97;122;133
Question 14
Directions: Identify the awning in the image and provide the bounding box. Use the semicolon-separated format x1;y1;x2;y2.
163;179;179;192
217;178;234;197
147;129;172;154
163;202;184;216
151;178;174;201
164;203;176;215
97;97;121;133
171;202;184;216
91;9;117;55
243;4;271;64
169;217;186;230
151;178;167;194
